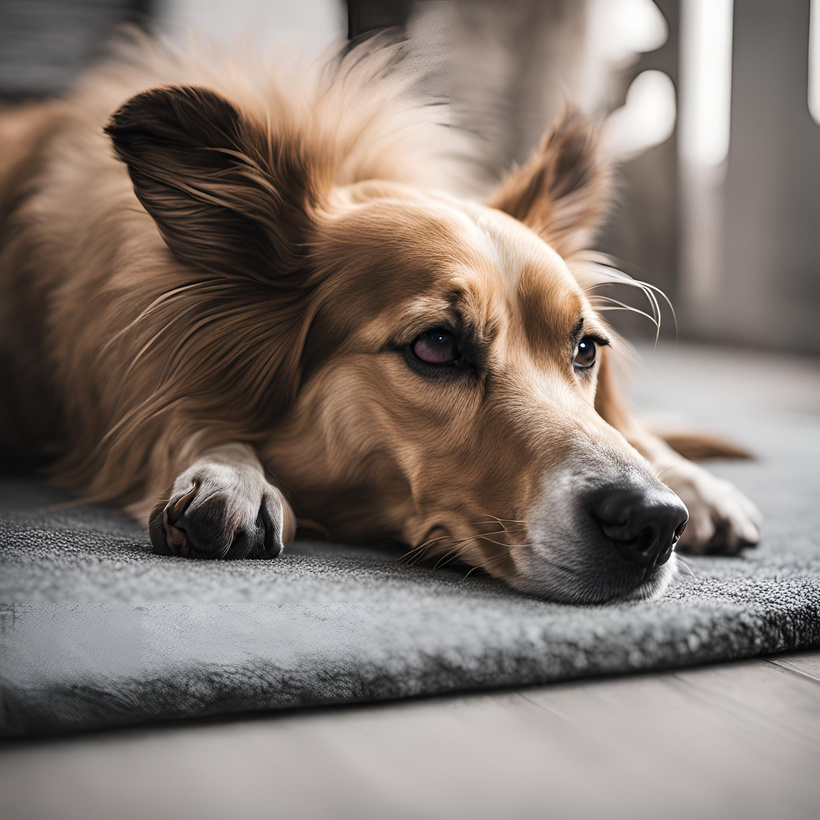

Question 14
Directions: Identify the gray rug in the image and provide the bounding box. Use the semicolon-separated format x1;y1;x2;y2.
1;408;819;737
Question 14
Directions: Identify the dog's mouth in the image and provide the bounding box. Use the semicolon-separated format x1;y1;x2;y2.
407;518;679;604
613;555;679;602
491;458;690;603
509;551;679;604
404;522;523;578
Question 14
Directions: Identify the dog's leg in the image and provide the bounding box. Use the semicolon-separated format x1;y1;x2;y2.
145;443;296;560
595;353;761;555
620;425;762;555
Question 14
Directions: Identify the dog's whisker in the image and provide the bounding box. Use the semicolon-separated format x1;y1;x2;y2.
403;532;476;566
463;548;523;579
400;532;459;563
473;534;533;550
479;515;528;531
430;530;510;569
655;466;673;482
470;520;518;537
591;297;660;329
675;555;696;578
433;542;471;570
573;251;678;345
399;543;436;565
405;521;531;571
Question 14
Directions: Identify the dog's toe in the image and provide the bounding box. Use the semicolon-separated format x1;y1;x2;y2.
663;464;761;556
149;470;288;560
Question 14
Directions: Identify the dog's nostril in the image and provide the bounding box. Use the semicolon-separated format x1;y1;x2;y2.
614;527;662;567
587;484;688;569
635;525;657;553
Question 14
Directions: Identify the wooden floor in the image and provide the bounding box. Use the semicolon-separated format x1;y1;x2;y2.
1;652;818;820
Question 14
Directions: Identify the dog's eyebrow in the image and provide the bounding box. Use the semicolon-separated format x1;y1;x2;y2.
569;316;611;348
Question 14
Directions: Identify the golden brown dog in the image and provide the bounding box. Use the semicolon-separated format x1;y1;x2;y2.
0;35;761;603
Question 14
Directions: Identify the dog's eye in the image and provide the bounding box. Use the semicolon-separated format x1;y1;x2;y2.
573;336;597;369
412;328;460;365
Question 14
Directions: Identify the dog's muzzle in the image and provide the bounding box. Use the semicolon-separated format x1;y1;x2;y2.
517;455;689;603
584;483;688;569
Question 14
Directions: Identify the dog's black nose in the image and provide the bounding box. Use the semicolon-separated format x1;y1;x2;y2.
588;485;689;567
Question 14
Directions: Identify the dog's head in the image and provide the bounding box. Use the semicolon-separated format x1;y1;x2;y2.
107;82;687;603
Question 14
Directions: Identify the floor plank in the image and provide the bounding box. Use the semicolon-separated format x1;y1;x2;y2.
768;652;820;683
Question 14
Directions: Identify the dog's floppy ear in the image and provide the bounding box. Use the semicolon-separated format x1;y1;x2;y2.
487;105;610;257
105;85;317;282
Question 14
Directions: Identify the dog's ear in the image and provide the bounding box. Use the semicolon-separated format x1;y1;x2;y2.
487;105;610;257
105;85;317;282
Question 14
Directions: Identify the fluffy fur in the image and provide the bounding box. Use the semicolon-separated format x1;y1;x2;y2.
0;33;761;603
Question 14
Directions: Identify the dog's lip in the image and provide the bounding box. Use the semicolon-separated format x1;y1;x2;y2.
514;550;677;604
615;560;677;603
602;550;679;603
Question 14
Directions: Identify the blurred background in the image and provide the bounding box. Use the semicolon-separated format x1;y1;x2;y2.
1;0;818;355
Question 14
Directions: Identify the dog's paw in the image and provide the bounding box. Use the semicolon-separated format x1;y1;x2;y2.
148;462;294;559
660;461;761;555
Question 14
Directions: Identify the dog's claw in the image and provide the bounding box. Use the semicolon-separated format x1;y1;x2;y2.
168;483;198;522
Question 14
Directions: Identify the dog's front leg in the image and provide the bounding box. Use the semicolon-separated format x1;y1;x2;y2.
595;356;761;555
145;443;295;559
624;426;762;555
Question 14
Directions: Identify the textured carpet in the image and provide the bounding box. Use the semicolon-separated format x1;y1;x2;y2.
1;404;819;737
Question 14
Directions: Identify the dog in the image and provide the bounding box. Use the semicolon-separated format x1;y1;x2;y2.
0;33;761;603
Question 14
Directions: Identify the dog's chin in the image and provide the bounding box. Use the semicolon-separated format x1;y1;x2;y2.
616;553;678;602
511;552;678;605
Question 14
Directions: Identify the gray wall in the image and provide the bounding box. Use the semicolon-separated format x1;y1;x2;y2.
682;0;820;353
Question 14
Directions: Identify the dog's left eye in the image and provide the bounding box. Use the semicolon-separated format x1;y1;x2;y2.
413;328;461;365
573;337;597;369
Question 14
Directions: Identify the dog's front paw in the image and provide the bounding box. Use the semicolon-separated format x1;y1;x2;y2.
148;463;295;559
661;462;761;555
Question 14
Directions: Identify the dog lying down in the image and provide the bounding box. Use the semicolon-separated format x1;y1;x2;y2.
0;34;761;603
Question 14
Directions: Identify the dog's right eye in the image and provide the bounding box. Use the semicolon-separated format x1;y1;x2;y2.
412;328;461;365
573;336;597;369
